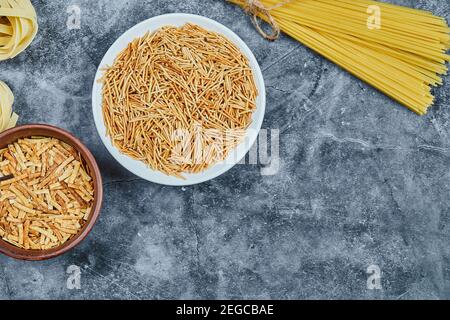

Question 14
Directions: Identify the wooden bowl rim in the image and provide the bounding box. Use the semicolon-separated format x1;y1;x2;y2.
0;124;103;261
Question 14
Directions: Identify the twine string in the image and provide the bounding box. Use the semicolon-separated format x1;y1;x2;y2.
243;0;291;41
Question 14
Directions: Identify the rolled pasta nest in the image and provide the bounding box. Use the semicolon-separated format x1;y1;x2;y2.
0;81;18;133
100;24;258;179
0;0;38;61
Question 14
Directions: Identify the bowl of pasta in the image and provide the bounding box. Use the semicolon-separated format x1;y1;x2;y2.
0;124;103;260
92;13;266;186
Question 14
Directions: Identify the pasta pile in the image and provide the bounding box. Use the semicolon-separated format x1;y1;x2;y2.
0;137;94;250
0;81;18;133
230;0;450;115
101;24;257;178
0;0;38;61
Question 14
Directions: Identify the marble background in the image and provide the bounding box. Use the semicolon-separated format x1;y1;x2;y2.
0;0;449;300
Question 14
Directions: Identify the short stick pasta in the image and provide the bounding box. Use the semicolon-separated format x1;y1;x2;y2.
100;24;258;178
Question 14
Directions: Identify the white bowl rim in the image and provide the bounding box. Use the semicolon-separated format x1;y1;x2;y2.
92;13;266;186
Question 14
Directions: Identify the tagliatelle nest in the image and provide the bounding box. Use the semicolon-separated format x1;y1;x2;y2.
0;81;18;133
101;23;258;178
0;137;94;250
0;0;38;60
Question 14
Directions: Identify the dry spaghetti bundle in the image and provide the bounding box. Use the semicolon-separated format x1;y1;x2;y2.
0;0;38;60
101;24;257;178
230;0;450;115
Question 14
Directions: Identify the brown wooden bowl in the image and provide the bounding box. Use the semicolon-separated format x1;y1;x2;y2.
0;124;103;260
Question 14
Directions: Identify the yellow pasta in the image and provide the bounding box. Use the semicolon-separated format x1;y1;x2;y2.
230;0;450;115
0;81;18;133
0;0;38;61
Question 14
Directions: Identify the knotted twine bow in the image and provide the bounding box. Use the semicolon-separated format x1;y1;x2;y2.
242;0;292;41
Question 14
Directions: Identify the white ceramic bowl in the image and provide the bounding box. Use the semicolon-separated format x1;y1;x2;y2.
92;13;266;186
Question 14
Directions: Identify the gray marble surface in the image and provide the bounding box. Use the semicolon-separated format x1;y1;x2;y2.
0;0;449;300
